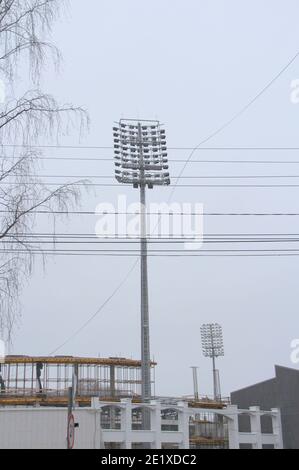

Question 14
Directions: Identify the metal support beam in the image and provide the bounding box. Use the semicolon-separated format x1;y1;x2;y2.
138;123;151;404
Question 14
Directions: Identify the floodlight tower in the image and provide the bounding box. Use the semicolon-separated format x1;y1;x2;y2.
200;323;224;401
113;119;170;404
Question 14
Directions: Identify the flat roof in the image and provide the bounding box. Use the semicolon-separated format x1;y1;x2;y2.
4;356;157;367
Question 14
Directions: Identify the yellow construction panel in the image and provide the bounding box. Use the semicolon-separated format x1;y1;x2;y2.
4;356;156;368
188;400;226;410
0;395;143;407
190;437;228;446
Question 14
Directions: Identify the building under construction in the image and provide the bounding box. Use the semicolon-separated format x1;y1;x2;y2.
0;355;156;407
0;355;283;449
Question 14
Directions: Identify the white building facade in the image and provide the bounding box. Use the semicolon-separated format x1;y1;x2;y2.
0;399;283;449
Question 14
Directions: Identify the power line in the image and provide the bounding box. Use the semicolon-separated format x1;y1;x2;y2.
48;259;139;355
202;212;299;216
4;232;299;238
46;49;299;354
2;210;299;216
1;144;113;150
4;145;299;151
3;247;299;253
11;174;299;179
5;155;299;164
2;249;299;257
171;49;299;193
4;182;299;188
4;239;299;245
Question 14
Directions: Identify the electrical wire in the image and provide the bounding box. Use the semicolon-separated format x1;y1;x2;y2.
5;155;299;164
10;174;299;179
44;49;299;353
171;49;299;196
2;248;299;256
2;210;299;216
48;259;139;355
3;145;299;151
5;239;299;245
4;182;299;188
3;231;299;237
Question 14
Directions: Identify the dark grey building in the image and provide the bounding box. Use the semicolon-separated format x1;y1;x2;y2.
231;365;299;449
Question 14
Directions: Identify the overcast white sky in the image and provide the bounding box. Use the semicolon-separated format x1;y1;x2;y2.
9;0;299;397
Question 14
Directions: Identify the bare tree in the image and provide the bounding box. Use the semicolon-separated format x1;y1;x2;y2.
0;0;89;342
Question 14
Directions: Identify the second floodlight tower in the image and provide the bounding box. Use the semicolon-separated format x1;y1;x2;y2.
113;119;170;402
200;323;224;401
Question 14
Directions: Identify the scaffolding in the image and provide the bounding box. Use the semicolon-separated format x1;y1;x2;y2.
189;412;229;449
0;356;156;406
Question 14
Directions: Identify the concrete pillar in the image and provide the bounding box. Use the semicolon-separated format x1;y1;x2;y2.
151;401;161;449
121;399;132;449
226;405;240;449
90;398;102;449
177;402;189;449
249;406;262;449
91;397;100;409
94;409;103;449
271;408;283;449
110;366;116;429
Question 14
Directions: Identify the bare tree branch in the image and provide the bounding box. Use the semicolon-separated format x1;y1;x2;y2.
0;0;89;343
0;0;64;81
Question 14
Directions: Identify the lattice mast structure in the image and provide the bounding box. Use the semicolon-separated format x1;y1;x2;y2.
113;119;170;403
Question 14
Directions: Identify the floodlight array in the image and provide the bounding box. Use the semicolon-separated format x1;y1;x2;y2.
200;323;224;358
113;119;170;188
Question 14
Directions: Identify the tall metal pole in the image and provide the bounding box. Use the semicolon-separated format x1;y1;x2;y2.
113;119;170;412
210;324;217;401
191;366;199;401
212;356;217;401
138;123;151;403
